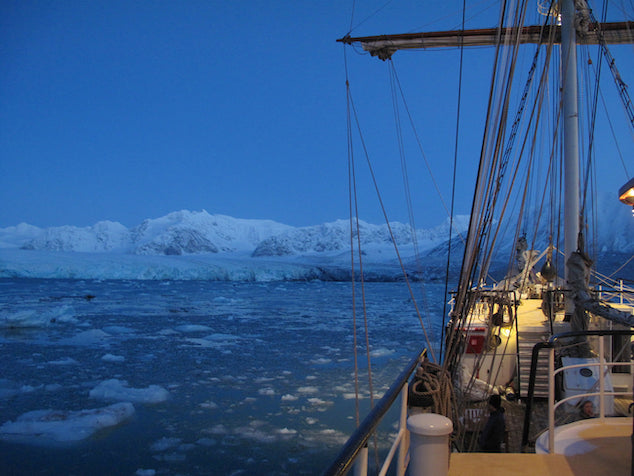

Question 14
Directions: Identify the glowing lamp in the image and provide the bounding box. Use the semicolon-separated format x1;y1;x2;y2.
619;177;634;206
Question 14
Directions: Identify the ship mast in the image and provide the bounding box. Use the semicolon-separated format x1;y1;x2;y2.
560;0;580;286
338;3;633;306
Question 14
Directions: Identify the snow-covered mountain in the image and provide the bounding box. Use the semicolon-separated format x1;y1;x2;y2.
0;204;631;281
0;210;469;280
7;211;293;255
1;210;470;258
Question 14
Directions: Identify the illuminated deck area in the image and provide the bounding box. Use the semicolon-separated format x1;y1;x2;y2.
449;417;633;476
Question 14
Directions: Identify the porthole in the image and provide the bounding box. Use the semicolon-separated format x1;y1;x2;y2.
579;368;593;377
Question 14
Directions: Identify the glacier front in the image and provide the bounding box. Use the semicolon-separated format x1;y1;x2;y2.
1;206;632;281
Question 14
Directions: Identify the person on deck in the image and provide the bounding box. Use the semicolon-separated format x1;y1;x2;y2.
479;394;506;452
580;400;595;419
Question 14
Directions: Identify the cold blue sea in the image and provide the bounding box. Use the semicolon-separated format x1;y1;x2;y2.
0;279;446;475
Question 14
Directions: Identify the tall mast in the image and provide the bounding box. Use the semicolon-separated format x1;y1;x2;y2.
561;0;580;286
338;4;633;282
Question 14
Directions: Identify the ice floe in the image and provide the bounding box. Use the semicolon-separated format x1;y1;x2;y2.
0;402;135;444
0;305;76;328
297;386;318;394
370;347;396;357
101;353;126;362
60;329;111;346
89;379;170;404
174;324;213;333
150;436;181;452
47;357;79;365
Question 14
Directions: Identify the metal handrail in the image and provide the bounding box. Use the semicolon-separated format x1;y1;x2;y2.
521;329;634;449
322;347;427;476
596;280;634;305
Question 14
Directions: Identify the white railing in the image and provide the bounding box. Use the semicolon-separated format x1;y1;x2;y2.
324;348;426;476
373;382;409;476
545;331;634;453
597;279;634;306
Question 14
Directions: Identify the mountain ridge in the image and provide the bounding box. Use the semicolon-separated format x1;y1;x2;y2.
1;210;472;257
0;204;632;281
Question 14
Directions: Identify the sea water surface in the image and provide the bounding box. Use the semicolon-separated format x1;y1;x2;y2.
0;279;445;475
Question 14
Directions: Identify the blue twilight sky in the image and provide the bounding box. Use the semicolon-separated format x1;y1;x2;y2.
1;1;632;229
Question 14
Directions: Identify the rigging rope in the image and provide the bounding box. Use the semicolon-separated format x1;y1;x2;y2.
445;0;535;373
345;63;438;364
589;9;634;131
343;36;441;450
441;0;467;363
344;43;381;467
345;75;376;429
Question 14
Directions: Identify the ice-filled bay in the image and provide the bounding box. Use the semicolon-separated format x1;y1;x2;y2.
0;279;444;475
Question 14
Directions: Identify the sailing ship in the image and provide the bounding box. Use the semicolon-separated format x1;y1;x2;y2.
327;0;634;473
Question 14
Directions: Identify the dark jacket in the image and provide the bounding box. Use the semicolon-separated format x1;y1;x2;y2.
479;407;505;452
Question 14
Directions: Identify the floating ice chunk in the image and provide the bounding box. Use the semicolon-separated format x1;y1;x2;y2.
0;305;76;328
154;452;186;462
21;385;39;394
343;392;366;400
206;424;227;435
48;357;79;366
307;397;332;406
47;305;78;324
135;470;156;476
181;338;216;348
204;333;240;342
281;394;298;401
212;296;235;303
174;324;212;333
60;329;110;346
369;347;395;357
277;428;297;436
0;402;135;444
258;387;275;396
102;325;135;335
297;386;318;394
311;357;332;364
101;353;125;363
150;436;181;452
89;379;170;404
183;332;240;349
199;400;218;409
196;437;216;446
234;426;276;443
0;310;43;328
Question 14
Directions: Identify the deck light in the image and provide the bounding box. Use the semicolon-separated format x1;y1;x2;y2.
619;177;634;215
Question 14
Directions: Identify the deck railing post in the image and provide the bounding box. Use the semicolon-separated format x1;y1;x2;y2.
397;383;409;476
548;346;555;453
354;446;368;476
599;335;606;419
620;280;623;304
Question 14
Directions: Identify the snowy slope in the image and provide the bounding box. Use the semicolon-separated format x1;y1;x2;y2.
0;204;631;281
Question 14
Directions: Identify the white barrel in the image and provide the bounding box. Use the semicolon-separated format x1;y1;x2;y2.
407;413;453;476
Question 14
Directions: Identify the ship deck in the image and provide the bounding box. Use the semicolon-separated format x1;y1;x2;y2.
450;398;633;475
448;450;630;476
449;453;578;475
449;418;632;475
